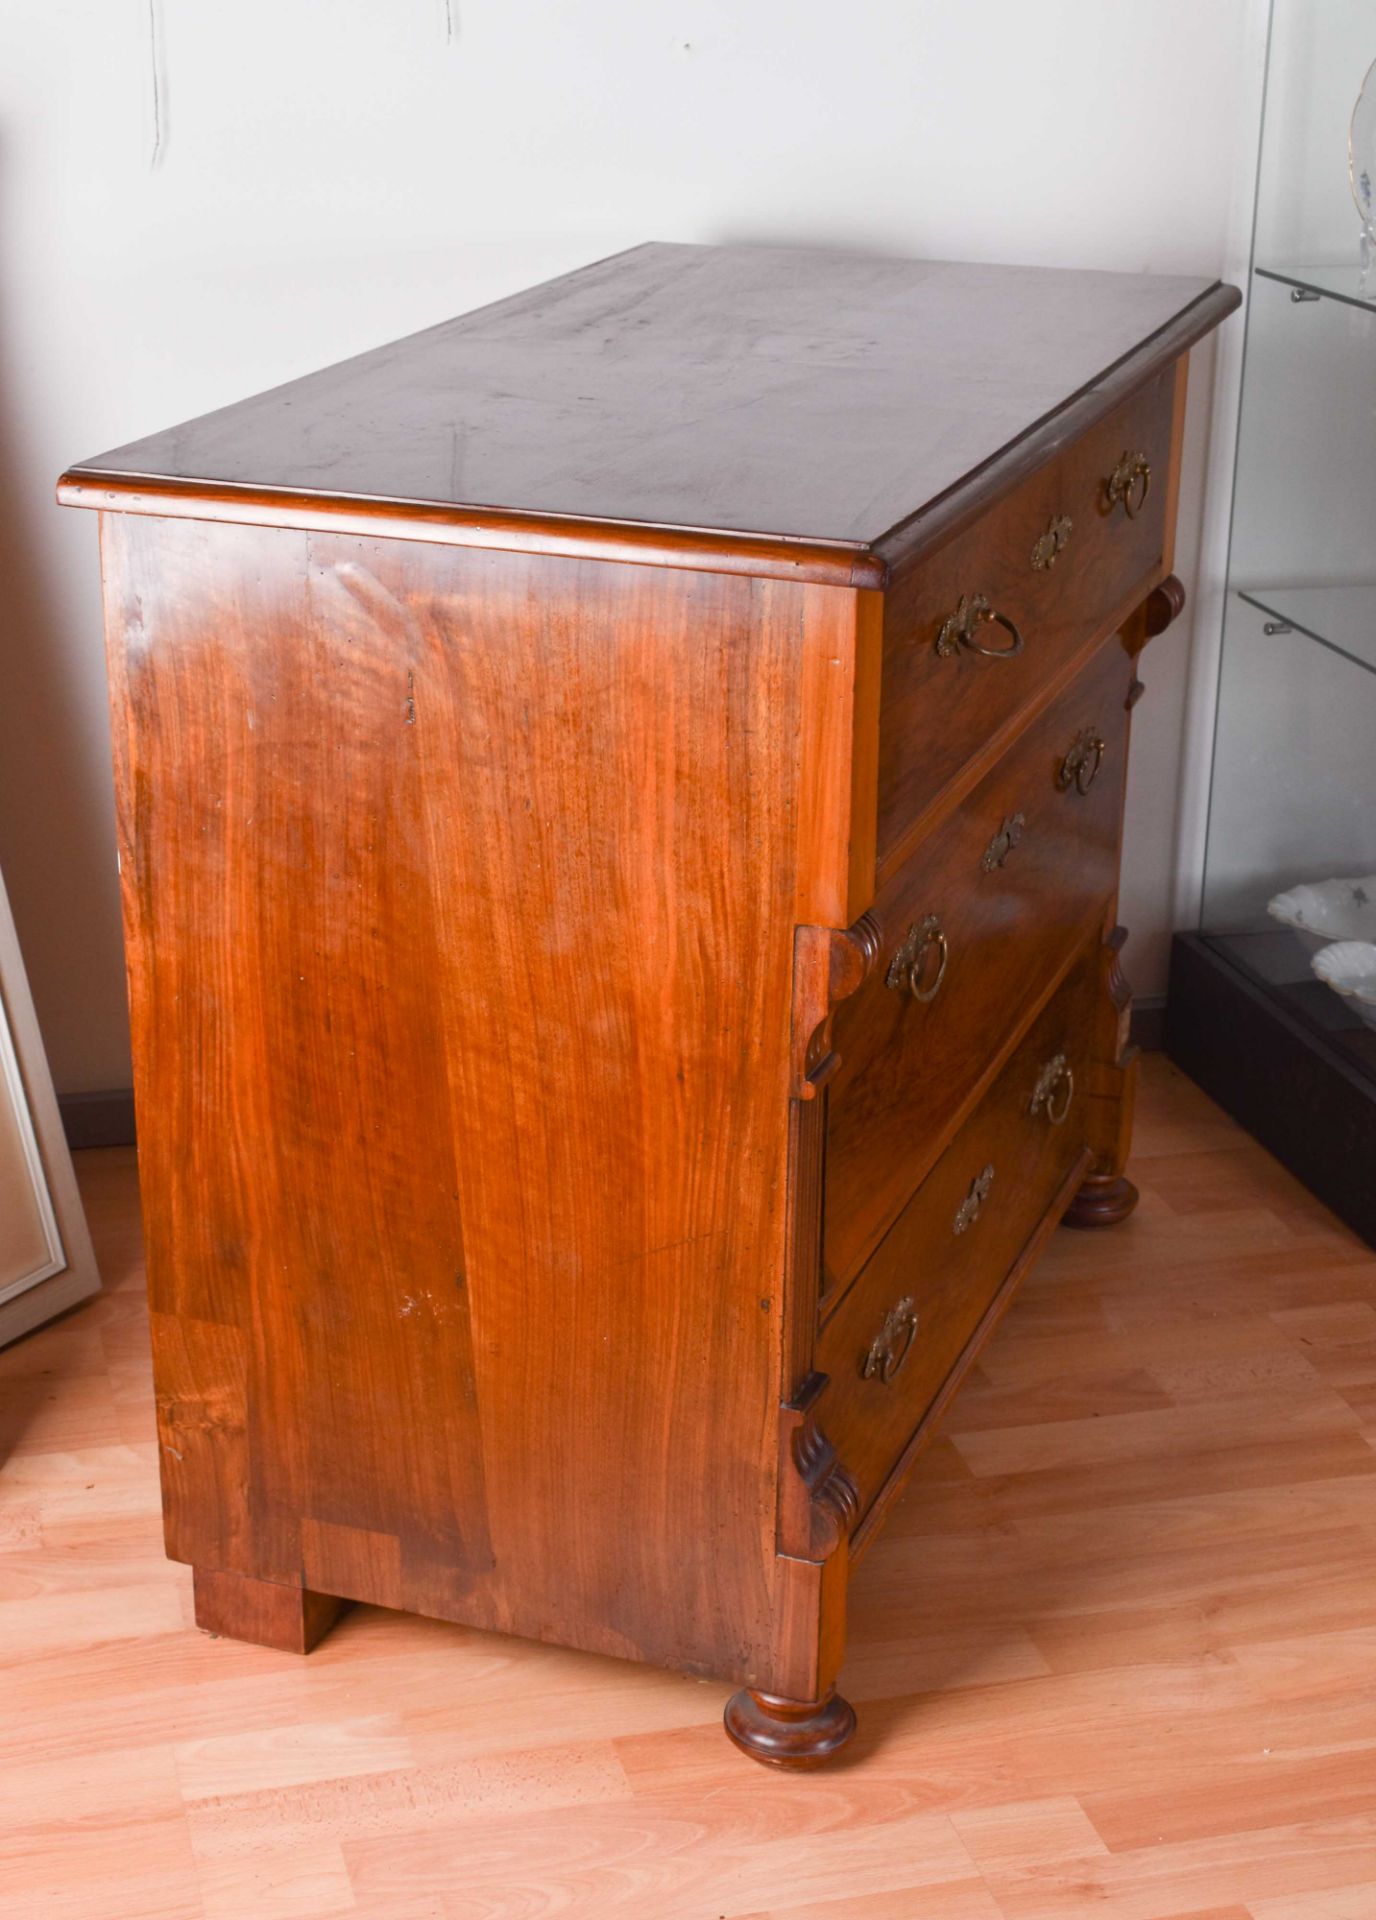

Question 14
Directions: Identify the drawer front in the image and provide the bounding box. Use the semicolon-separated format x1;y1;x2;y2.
876;365;1174;873
825;634;1132;1297
816;944;1097;1519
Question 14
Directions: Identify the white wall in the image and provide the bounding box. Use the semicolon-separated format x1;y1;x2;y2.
0;0;1265;1090
1253;0;1376;267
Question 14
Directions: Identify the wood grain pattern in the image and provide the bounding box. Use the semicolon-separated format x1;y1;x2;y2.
67;248;1239;1769
192;1566;347;1654
876;368;1173;875
818;943;1099;1520
99;511;868;1692
826;634;1137;1291
63;246;1231;557
3;1062;1373;1916
61;472;885;590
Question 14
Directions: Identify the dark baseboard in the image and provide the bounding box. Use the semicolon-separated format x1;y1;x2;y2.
58;1088;137;1151
1165;931;1376;1250
1130;996;1166;1052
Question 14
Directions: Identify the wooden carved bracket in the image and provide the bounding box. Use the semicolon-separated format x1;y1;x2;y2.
1069;924;1136;1173
1122;571;1186;682
1103;922;1136;1075
777;1372;860;1563
1062;921;1142;1229
1144;573;1187;638
790;913;884;1099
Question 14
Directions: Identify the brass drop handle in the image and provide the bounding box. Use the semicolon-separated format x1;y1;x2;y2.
1104;450;1152;520
953;1163;995;1235
1029;1053;1075;1126
1057;727;1106;796
885;914;949;1003
935;593;1025;660
861;1295;918;1385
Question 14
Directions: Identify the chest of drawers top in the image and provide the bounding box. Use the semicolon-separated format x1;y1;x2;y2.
61;242;1236;585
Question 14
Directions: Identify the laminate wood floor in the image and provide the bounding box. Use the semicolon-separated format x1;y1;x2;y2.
3;1055;1374;1920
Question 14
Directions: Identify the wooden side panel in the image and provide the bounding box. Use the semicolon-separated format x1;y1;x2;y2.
795;587;882;928
150;1311;251;1569
100;513;862;1685
102;517;496;1622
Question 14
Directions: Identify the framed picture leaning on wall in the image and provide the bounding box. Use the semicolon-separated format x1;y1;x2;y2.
0;864;99;1351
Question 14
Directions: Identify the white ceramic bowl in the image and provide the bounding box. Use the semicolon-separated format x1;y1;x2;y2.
1311;940;1376;1030
1267;875;1376;954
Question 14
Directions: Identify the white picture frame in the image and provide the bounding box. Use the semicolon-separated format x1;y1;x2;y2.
0;866;100;1347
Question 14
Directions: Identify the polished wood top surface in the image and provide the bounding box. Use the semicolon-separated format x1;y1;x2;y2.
67;243;1234;553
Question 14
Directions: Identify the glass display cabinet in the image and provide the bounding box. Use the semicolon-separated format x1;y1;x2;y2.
1168;0;1376;1245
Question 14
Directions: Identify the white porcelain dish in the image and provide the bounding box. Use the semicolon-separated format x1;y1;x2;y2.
1311;940;1376;1030
1267;875;1376;954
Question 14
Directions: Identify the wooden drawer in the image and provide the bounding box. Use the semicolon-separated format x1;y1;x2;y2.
825;633;1133;1298
876;365;1174;875
816;943;1098;1521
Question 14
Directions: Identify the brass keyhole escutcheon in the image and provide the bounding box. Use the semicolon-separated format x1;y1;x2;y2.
1029;1053;1075;1126
861;1295;919;1385
981;811;1026;873
1057;727;1106;796
1103;450;1152;520
885;914;949;1003
1031;514;1073;570
935;592;1025;660
953;1163;995;1236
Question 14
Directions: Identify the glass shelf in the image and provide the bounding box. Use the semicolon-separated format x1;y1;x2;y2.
1236;583;1376;678
1172;2;1376;1250
1255;264;1376;312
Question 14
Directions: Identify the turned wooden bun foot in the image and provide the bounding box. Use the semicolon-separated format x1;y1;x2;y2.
723;1688;857;1767
1063;1172;1140;1230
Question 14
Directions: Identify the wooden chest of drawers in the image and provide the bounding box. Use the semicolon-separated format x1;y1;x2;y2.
61;244;1237;1766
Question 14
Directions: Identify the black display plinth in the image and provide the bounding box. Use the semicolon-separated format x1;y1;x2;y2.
1165;931;1376;1249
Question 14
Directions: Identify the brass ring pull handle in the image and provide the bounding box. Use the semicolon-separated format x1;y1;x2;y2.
1104;451;1152;520
1031;514;1073;571
935;593;1026;660
861;1295;919;1385
885;914;949;1003
953;1163;995;1236
1057;727;1106;796
1029;1053;1075;1126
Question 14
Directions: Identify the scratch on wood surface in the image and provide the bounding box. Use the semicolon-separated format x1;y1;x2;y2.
148;0;168;169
